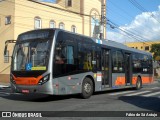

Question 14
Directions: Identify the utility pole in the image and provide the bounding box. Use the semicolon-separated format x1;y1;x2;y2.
100;0;106;40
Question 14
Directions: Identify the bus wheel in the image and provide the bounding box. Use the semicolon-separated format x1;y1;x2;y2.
136;77;142;90
81;77;93;99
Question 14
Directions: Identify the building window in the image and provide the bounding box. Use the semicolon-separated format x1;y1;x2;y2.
71;25;77;33
59;22;65;30
5;16;11;25
66;0;72;7
34;17;41;29
145;46;149;51
50;20;55;28
4;50;9;63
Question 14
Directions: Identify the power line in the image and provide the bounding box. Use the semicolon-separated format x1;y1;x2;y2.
107;0;156;43
27;0;91;17
2;0;104;25
128;0;160;24
3;0;89;20
107;18;152;45
108;0;134;20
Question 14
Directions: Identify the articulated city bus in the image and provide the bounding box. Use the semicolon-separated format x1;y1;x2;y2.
4;28;153;98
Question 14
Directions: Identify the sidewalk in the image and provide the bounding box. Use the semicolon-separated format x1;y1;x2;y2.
0;82;10;88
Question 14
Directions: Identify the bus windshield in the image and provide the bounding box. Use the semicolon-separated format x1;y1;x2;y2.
12;39;51;71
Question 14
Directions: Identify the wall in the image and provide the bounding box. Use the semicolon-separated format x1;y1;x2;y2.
125;41;160;52
0;0;105;83
0;0;15;79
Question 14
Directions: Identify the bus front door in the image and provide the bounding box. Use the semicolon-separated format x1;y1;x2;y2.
125;53;132;85
102;49;110;88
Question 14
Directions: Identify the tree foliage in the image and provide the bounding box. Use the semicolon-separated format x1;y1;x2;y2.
150;43;160;60
155;56;160;61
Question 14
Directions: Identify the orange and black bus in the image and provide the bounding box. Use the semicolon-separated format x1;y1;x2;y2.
4;28;153;98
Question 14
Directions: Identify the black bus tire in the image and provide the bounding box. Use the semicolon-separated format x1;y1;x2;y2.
81;77;93;99
136;77;142;90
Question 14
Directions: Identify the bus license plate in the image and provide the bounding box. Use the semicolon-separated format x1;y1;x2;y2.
22;89;29;93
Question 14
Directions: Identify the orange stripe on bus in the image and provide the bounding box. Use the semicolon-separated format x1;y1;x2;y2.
132;77;137;85
115;77;126;85
13;75;43;85
141;76;154;84
132;76;154;85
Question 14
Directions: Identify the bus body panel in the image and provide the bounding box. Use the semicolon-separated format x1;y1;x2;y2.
112;73;126;87
11;79;53;95
8;28;153;96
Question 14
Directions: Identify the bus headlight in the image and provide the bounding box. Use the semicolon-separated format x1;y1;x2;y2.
38;74;50;85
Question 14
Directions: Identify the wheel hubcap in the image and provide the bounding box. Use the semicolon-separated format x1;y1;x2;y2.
84;83;91;94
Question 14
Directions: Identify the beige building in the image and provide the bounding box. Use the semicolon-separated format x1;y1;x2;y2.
0;0;106;82
125;41;160;52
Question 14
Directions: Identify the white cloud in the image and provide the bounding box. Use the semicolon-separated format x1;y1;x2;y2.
107;6;160;43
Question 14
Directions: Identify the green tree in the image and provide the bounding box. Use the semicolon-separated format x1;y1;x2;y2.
150;44;160;60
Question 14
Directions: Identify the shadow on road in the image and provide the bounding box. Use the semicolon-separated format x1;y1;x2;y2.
118;96;160;112
93;88;135;95
1;93;82;102
1;87;138;102
0;87;82;102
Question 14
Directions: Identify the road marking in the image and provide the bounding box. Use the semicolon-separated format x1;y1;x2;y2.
0;85;9;88
151;87;159;89
109;91;135;95
0;92;10;94
142;91;160;97
124;91;151;96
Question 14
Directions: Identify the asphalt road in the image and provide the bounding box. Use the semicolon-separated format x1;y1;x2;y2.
0;81;160;120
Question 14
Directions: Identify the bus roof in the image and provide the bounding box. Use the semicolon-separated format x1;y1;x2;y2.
95;39;152;56
18;28;152;56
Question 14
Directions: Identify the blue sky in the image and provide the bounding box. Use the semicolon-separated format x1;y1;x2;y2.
107;0;160;43
38;0;160;43
107;0;160;25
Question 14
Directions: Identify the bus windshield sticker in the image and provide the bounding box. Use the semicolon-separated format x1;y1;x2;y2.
31;66;46;70
96;39;102;44
25;63;32;71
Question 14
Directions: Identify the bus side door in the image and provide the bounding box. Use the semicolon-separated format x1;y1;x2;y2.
101;48;110;88
125;53;132;85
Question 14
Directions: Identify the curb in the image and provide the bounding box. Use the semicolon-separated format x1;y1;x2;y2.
0;85;10;89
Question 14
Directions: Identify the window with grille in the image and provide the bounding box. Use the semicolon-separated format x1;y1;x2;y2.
59;22;65;30
71;25;77;33
50;20;55;28
4;50;9;63
66;0;72;7
34;17;42;29
5;16;11;25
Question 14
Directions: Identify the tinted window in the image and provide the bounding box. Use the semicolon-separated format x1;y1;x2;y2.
132;53;153;74
112;51;124;73
77;38;101;72
53;31;101;77
53;31;77;77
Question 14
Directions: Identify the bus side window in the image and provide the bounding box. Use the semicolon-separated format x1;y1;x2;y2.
112;51;124;73
67;46;74;64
